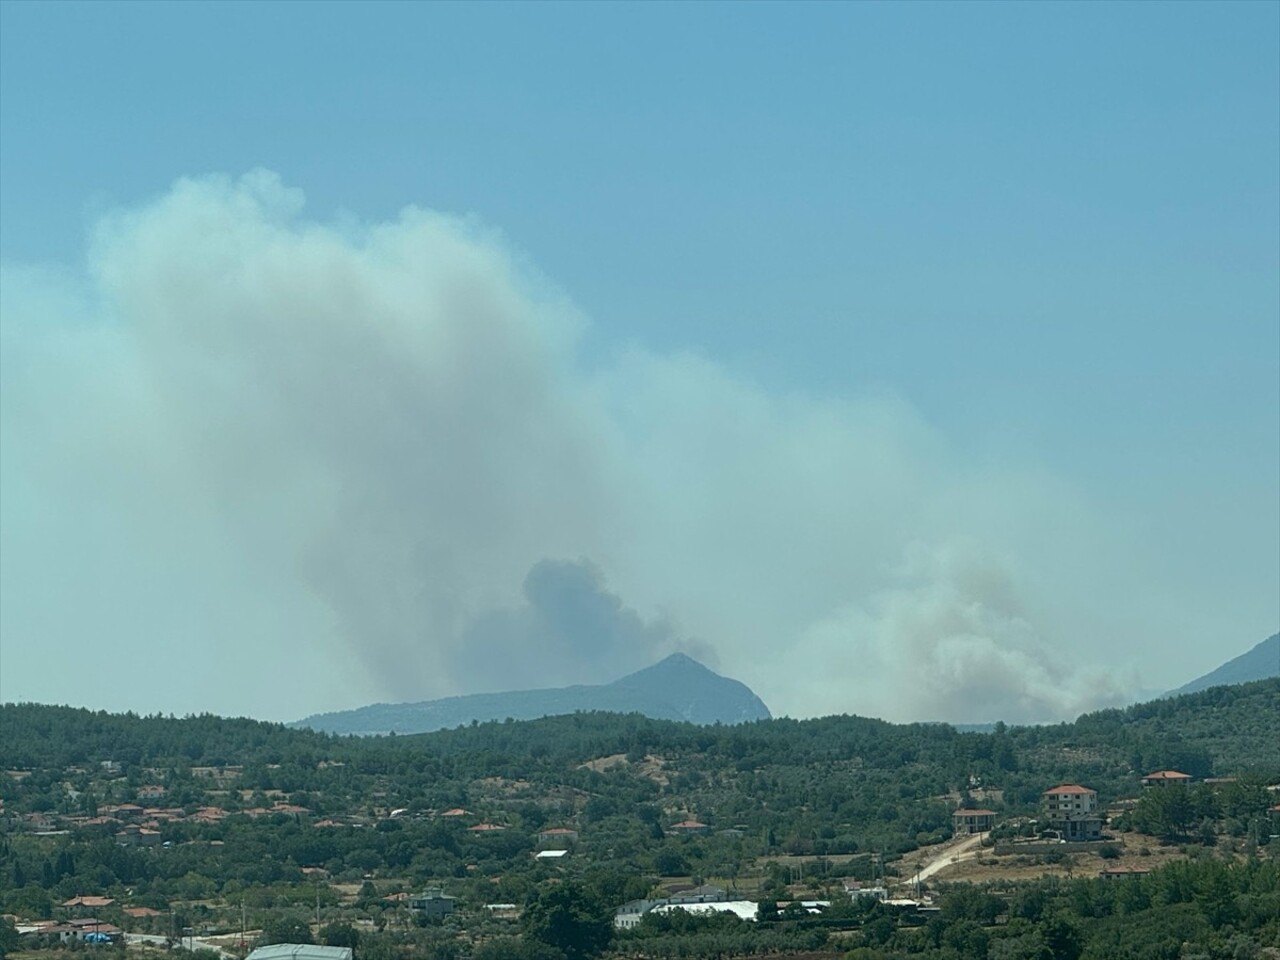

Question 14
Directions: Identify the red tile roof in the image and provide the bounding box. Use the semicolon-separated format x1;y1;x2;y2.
1142;770;1192;781
1044;784;1095;795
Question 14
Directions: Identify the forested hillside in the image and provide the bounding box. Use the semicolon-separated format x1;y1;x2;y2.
1;680;1277;959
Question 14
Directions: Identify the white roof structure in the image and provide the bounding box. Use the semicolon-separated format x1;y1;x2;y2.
652;900;758;921
247;946;353;960
535;849;569;859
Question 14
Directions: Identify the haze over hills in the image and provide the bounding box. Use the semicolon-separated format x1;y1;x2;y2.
1167;633;1280;697
294;652;771;735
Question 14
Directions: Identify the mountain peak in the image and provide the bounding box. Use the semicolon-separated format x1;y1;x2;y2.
295;654;770;735
639;651;708;673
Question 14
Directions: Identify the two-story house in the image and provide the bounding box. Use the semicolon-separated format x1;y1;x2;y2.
1042;784;1103;841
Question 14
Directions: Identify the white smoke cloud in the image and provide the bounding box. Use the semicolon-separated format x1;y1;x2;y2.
0;171;1175;722
787;541;1133;725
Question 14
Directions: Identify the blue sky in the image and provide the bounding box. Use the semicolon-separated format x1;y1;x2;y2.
1;1;1277;722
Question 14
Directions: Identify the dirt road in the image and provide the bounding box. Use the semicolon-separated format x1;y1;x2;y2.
897;832;987;886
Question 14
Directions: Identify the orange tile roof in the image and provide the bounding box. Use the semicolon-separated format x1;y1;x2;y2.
1044;784;1095;795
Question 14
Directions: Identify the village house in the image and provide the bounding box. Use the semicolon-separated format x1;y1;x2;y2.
190;765;242;781
136;785;167;801
952;808;997;834
614;899;660;929
62;896;116;911
408;888;455;919
536;826;579;847
1042;784;1103;841
115;824;162;847
58;918;122;943
1141;770;1193;787
667;819;710;836
842;879;888;902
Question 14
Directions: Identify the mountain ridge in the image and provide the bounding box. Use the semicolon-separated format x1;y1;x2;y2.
1167;632;1279;697
293;652;771;735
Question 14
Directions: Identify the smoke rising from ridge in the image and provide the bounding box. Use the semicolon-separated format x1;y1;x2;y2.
0;171;1173;721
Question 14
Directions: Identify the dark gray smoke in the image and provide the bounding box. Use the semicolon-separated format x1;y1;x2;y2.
451;558;697;693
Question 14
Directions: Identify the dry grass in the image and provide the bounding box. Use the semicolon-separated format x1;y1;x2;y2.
936;831;1220;884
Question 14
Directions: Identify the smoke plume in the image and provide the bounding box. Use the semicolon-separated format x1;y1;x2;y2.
0;171;1174;721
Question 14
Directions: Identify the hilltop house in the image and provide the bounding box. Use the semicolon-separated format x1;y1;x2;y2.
1042;784;1103;841
1141;770;1192;788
